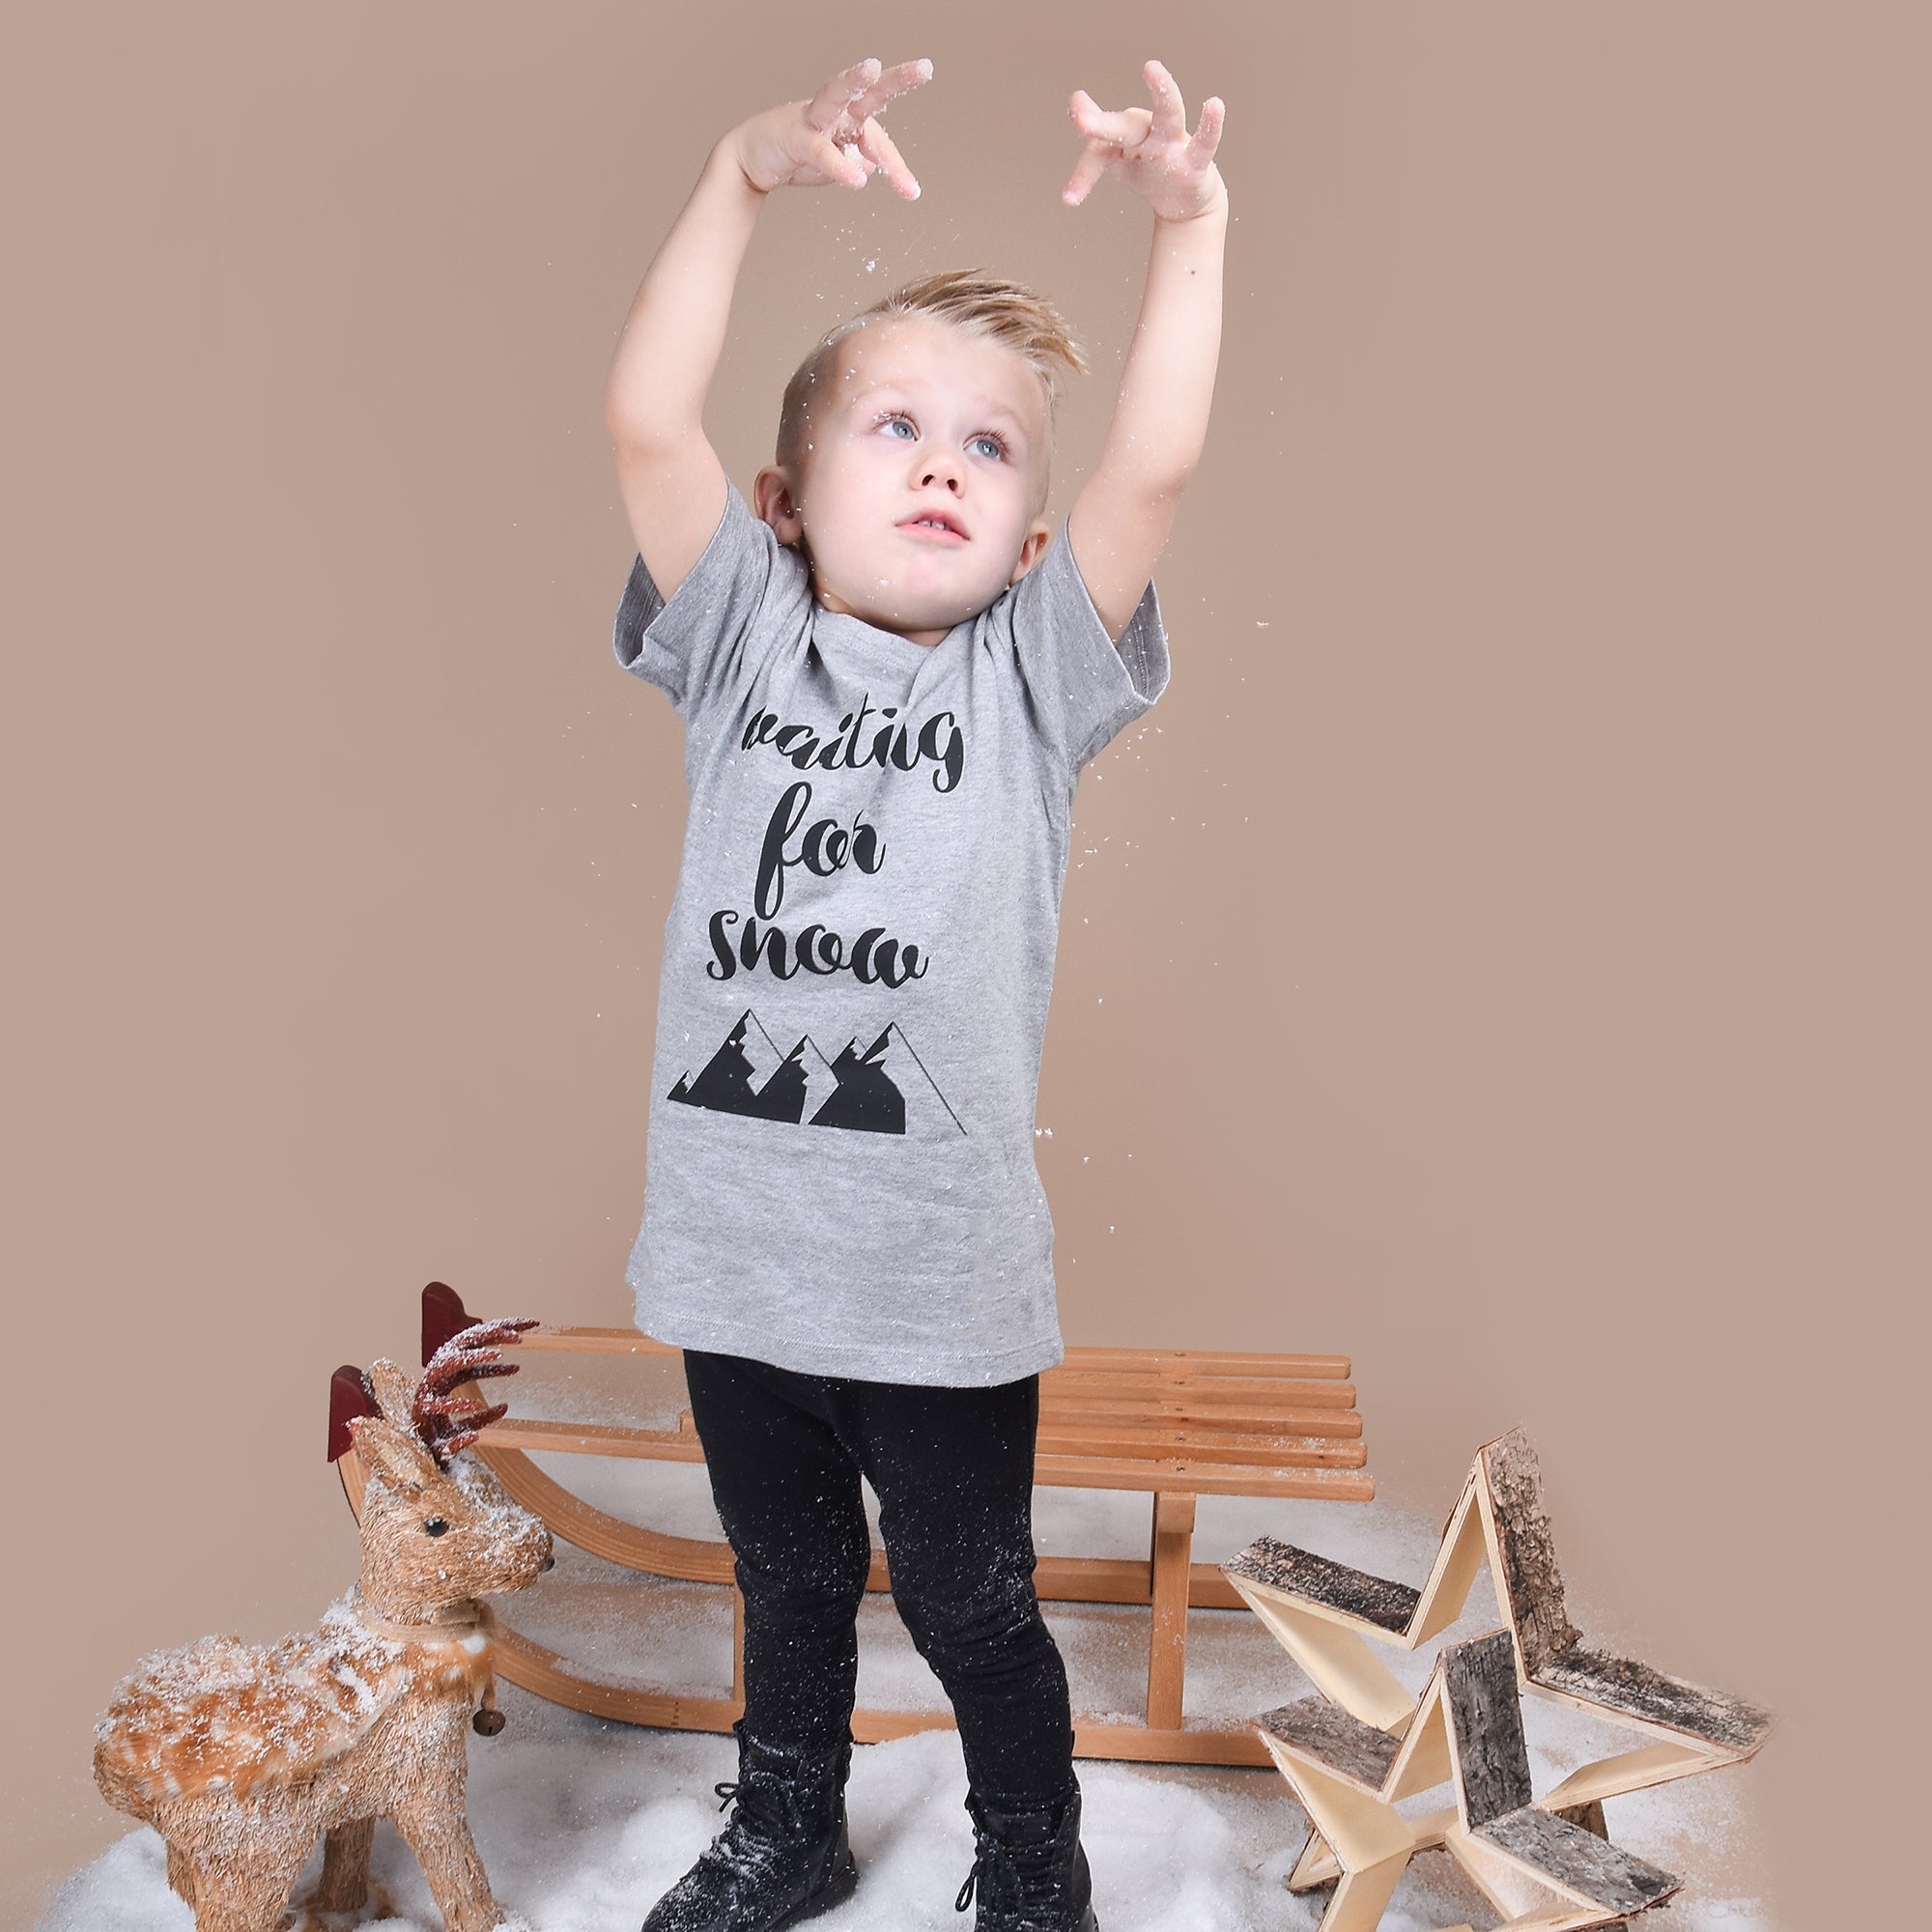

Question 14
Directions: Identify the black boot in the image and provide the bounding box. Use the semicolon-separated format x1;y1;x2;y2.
640;1724;858;1932
952;1784;1099;1932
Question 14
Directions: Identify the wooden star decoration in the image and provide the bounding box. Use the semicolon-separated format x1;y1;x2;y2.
1222;1427;1774;1929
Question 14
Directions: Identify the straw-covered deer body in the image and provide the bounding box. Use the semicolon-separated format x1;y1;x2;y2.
94;1323;552;1932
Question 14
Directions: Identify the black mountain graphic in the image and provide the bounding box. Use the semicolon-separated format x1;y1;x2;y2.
670;1009;786;1114
810;1030;904;1134
668;1011;963;1137
741;1034;838;1123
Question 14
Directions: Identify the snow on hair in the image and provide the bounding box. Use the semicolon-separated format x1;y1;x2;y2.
775;269;1085;499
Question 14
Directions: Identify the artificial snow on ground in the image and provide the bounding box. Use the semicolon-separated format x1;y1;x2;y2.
46;1352;1776;1930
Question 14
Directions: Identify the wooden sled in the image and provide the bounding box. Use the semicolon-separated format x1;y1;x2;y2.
334;1284;1377;1769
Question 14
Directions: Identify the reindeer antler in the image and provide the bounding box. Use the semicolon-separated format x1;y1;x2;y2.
411;1318;539;1466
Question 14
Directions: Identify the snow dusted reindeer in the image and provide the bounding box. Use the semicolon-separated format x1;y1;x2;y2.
94;1318;554;1932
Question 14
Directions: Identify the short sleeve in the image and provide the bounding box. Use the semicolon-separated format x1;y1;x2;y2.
612;480;808;724
999;518;1171;775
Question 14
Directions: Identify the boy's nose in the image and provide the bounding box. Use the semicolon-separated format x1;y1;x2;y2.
917;455;964;492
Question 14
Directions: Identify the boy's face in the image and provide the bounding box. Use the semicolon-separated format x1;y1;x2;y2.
754;317;1053;646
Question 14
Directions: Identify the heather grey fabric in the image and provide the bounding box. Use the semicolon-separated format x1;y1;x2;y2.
612;481;1168;1385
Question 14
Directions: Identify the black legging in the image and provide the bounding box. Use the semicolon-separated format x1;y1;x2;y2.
681;1349;1076;1813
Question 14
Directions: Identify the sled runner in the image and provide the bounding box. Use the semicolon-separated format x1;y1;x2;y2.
334;1283;1377;1769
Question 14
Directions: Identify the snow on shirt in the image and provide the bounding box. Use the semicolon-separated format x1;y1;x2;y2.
613;480;1169;1386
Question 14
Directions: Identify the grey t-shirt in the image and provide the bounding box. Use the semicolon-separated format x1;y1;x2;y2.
613;481;1169;1385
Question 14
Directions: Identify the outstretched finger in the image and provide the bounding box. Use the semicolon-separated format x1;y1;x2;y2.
812;133;870;189
807;57;884;132
1144;60;1187;144
1062;140;1112;208
1068;88;1149;150
1186;95;1227;166
859;115;920;199
853;56;933;121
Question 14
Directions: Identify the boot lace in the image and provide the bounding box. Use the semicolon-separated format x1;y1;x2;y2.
954;1846;986;1913
705;1773;798;1878
953;1823;1065;1919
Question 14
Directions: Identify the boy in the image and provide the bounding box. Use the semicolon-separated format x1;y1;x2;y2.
604;53;1226;1932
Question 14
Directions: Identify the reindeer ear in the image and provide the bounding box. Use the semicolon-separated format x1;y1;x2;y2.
349;1415;440;1493
366;1358;417;1434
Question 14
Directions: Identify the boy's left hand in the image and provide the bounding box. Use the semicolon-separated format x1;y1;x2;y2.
1064;60;1227;221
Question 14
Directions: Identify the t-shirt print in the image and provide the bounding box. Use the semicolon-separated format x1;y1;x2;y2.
612;478;1170;1385
672;1011;963;1139
669;683;969;1141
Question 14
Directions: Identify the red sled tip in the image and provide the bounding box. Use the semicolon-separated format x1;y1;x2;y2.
327;1365;380;1463
421;1281;479;1367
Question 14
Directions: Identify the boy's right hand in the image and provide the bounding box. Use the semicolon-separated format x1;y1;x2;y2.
607;57;929;606
730;57;932;200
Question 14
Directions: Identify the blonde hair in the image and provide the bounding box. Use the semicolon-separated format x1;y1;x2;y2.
776;270;1085;516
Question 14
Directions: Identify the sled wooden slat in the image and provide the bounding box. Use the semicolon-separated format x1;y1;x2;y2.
1034;1429;1369;1469
1031;1456;1375;1500
483;1418;705;1461
480;1418;1369;1484
1045;1378;1359;1406
1057;1345;1353;1378
1044;1374;1358;1410
369;1297;1374;1770
482;1426;1374;1493
1039;1403;1365;1438
514;1327;681;1354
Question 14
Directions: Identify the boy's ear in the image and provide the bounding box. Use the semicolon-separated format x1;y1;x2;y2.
1008;522;1053;585
753;466;807;549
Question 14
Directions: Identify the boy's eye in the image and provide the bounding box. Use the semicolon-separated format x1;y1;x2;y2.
877;414;916;440
970;434;1008;460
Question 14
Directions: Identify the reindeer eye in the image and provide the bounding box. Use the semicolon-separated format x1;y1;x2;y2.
422;1517;449;1537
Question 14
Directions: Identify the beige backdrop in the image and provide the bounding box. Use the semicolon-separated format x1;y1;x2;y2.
4;4;1922;1925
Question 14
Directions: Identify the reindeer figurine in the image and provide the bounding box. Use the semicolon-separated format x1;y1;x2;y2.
94;1316;554;1932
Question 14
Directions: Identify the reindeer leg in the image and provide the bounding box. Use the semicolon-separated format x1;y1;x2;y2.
313;1817;375;1912
392;1801;503;1932
188;1843;308;1932
164;1840;197;1907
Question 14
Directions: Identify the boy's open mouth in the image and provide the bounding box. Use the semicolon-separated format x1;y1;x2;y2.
897;511;967;542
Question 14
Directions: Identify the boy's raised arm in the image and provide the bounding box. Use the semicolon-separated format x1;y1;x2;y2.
1062;62;1229;645
604;58;930;603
